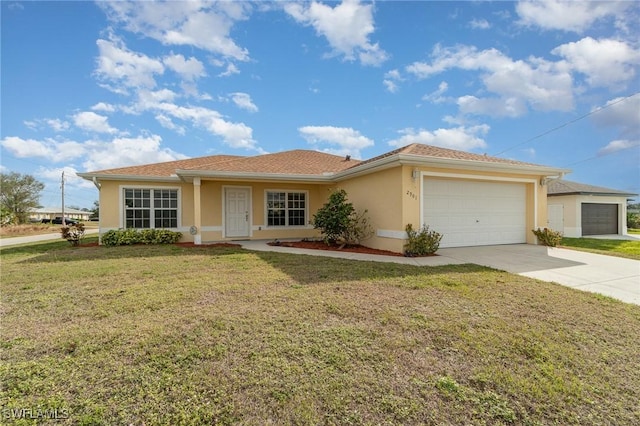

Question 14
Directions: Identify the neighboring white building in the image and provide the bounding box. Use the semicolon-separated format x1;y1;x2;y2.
30;207;92;222
547;180;637;237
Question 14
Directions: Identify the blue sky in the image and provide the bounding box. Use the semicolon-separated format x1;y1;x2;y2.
2;0;639;208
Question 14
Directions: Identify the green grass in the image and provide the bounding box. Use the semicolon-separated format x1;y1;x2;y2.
1;241;639;425
561;237;640;260
628;228;640;235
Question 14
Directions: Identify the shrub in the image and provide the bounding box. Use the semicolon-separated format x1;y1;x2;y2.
404;223;442;256
313;189;354;244
61;223;85;246
532;227;563;247
101;229;182;246
627;212;640;229
313;189;373;246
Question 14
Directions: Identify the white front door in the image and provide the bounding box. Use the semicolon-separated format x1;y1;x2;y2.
547;204;564;233
225;188;250;238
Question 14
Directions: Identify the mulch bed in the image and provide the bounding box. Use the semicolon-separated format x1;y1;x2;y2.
174;242;242;248
268;240;405;257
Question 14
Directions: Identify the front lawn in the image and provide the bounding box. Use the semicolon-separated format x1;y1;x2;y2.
561;237;640;260
1;242;639;425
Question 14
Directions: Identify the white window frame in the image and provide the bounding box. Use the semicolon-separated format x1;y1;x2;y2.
264;189;309;228
119;185;181;229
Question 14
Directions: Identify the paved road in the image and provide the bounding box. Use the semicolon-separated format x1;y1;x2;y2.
0;229;99;247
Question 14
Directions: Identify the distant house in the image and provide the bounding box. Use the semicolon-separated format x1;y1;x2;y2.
546;180;637;237
30;207;91;222
78;143;568;252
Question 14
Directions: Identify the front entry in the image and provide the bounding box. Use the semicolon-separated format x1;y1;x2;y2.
224;187;250;238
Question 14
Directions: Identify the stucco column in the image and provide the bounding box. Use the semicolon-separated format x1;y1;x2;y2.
193;178;202;245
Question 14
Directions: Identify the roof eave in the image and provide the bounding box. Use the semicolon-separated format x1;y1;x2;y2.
76;172;181;183
334;153;570;180
548;191;638;197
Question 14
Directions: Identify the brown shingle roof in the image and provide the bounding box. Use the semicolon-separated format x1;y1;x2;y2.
89;155;242;177
182;150;359;175
351;143;543;169
548;179;637;196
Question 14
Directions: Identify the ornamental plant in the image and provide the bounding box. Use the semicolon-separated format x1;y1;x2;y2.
404;223;442;256
532;227;563;247
313;189;372;246
101;229;182;246
61;223;85;246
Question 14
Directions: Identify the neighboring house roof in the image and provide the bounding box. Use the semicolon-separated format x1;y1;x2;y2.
77;143;568;183
547;179;637;197
31;207;89;215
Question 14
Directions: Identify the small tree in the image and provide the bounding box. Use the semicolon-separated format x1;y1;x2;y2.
0;172;45;224
313;189;355;244
313;189;373;246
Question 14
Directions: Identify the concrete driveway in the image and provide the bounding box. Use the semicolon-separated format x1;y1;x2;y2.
438;244;640;305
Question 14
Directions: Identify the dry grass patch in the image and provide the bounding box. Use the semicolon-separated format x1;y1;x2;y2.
1;241;639;425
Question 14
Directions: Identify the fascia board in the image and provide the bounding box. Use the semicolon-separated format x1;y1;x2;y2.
76;173;181;183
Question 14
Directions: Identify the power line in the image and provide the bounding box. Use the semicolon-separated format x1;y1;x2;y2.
492;92;640;157
563;143;640;168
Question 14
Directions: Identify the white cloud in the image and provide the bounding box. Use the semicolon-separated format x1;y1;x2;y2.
406;44;574;115
218;63;240;77
388;125;489;151
591;95;640;157
423;81;449;103
598;139;640;156
72;111;118;134
552;37;639;89
0;136;84;160
285;0;388;66
591;95;640;131
39;166;94;190
163;53;206;81
151;102;260;151
469;18;491;30
155;114;186;135
457;95;527;118
91;102;117;113
95;35;164;91
81;134;187;171
298;125;374;158
99;1;250;60
46;118;70;132
383;69;402;93
229;92;258;113
516;0;632;33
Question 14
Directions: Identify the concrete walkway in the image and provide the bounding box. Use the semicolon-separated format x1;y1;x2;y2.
241;241;640;305
0;229;99;247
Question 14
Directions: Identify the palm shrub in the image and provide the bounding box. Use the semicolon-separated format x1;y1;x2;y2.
532;227;563;247
404;223;442;256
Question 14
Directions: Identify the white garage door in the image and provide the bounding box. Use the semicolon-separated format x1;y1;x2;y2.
423;178;527;248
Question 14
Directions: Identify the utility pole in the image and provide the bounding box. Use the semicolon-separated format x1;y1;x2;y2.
61;171;65;226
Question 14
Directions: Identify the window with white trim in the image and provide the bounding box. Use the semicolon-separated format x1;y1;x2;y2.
124;188;178;229
266;191;307;227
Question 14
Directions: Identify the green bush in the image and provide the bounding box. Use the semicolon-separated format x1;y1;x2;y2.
101;229;182;246
313;189;372;246
532;227;563;247
627;212;640;229
404;223;442;256
61;223;85;246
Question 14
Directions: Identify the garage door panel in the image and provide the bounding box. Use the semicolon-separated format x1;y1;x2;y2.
582;203;617;235
423;178;527;248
